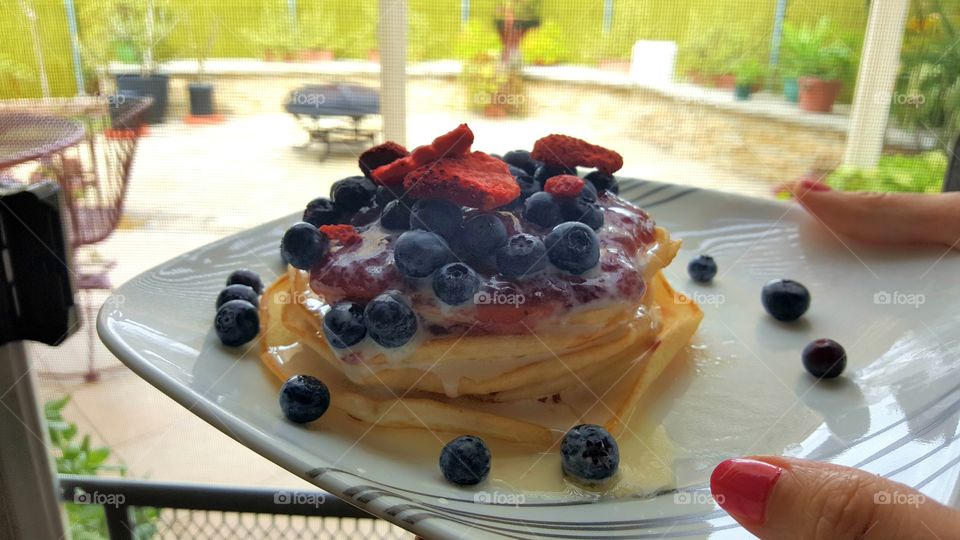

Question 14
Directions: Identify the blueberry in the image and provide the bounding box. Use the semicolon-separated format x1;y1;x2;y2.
533;163;576;185
561;198;604;230
507;164;529;179
393;230;455;278
279;374;330;423
545;222;600;275
496;233;547;279
802;338;847;379
214;299;260;347
433;263;481;306
761;279;810;322
584;170;618;193
560;424;619;483
375;185;402;207
503;149;539;175
516;174;540;201
364;291;418;347
523;192;563;228
331;176;377;212
439;435;491;485
323;301;367;348
688;255;718;283
216;284;259;310
380;200;412;230
459;214;508;260
410;199;463;240
303;197;340;227
281;222;330;270
226;269;264;295
579;181;598;202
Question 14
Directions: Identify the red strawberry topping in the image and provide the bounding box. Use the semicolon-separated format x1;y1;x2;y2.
543;175;585;198
402;152;520;210
318;224;361;247
359;141;409;178
370;124;475;185
531;134;624;174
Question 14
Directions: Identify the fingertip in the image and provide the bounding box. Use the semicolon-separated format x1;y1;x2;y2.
710;458;783;525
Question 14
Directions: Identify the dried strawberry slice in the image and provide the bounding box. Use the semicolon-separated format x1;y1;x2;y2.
543;175;585;198
429;123;474;158
531;134;624;174
403;152;519;210
318;224;361;246
371;156;418;186
359;141;409;178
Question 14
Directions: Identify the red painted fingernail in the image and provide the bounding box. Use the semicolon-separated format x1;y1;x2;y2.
710;458;782;524
799;179;831;192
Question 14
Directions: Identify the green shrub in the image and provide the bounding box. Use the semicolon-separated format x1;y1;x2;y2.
826;152;947;193
521;20;570;65
453;19;502;61
781;17;854;80
46;396;159;540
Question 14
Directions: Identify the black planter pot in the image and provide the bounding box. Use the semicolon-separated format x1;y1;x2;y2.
188;82;215;116
116;73;170;124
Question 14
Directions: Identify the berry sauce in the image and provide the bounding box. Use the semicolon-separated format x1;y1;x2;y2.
310;192;658;336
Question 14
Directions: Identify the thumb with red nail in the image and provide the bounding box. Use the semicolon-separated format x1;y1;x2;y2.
710;456;960;539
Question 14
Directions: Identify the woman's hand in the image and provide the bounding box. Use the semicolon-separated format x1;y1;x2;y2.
710;456;960;539
785;180;960;250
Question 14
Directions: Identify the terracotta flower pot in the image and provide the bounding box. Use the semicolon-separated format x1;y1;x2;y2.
798;77;842;113
713;74;736;90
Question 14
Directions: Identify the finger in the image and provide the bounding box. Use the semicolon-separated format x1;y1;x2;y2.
710;456;960;540
787;181;960;249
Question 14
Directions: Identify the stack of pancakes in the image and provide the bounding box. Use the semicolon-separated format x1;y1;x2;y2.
259;226;702;446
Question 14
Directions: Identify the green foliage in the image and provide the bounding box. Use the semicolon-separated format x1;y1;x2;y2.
780;18;854;80
676;9;769;78
894;0;960;141
520;20;570;65
45;396;159;540
460;52;527;116
734;58;765;86
452;19;502;60
826;152;947;193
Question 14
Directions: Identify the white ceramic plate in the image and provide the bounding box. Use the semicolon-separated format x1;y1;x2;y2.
100;181;960;539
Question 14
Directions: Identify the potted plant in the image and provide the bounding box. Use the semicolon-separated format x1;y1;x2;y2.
782;18;853;113
185;17;220;120
298;9;339;62
520;20;569;66
110;0;177;124
733;59;764;100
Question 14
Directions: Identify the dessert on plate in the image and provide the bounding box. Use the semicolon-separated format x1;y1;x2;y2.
257;125;703;447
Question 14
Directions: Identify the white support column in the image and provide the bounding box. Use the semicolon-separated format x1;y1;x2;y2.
842;0;910;168
379;0;407;146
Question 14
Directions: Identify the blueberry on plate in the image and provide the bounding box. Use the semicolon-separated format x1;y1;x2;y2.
279;374;330;424
561;198;604;230
214;299;260;347
410;198;463;240
302;197;340;227
515;174;540;201
523;192;563;229
323;301;367;349
545;222;600;275
331;176;377;212
507;164;529;179
584;170;618;193
433;263;481;306
216;284;259;310
503;149;539;176
579;180;598;202
688;255;718;283
496;233;548;279
761;279;811;322
364;291;418;348
802;338;846;379
281;222;330;270
380;199;412;230
393;230;455;278
533;163;577;185
439;435;491;485
226;269;264;295
375;185;402;207
459;214;508;260
560;424;619;483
